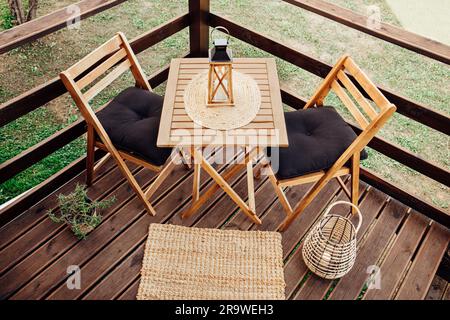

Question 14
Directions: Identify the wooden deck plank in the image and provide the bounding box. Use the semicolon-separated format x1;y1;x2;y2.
0;166;154;299
292;187;388;299
42;156;231;299
395;223;450;300
117;278;140;300
363;212;430;300
48;211;154;299
425;276;448;300
328;200;409;300
89;152;243;299
0;157;115;251
444;284;450;300
0;161;135;276
8;164;191;300
83;243;145;300
281;180;344;257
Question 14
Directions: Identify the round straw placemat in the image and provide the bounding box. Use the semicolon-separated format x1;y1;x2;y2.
183;70;261;130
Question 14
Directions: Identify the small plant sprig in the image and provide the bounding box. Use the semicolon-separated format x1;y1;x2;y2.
48;184;115;239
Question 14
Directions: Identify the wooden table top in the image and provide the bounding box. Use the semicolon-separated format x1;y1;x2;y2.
157;57;288;147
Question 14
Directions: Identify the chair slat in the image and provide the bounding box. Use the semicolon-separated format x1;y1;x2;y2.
331;80;369;129
278;167;351;187
83;59;131;101
76;48;127;90
343;58;390;110
337;70;378;120
170;122;274;129
303;55;348;109
172;114;274;122
67;35;122;79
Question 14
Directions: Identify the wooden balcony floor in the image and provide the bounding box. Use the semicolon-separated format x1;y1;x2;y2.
0;151;448;300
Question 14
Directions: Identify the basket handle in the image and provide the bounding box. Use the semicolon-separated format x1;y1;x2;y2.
324;200;362;234
210;26;231;44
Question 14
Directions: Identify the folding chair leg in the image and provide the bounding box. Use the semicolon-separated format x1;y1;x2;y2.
253;162;263;179
280;174;332;231
179;148;192;170
336;176;351;199
266;165;293;217
86;125;95;186
246;147;256;212
112;154;157;216
253;157;268;179
351;153;360;214
280;186;316;231
144;153;180;200
94;154;111;173
193;161;201;202
136;187;157;216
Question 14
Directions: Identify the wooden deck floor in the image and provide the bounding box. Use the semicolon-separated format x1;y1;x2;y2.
0;152;448;300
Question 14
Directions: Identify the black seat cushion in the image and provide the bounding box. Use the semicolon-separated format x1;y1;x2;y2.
268;106;368;180
96;87;172;166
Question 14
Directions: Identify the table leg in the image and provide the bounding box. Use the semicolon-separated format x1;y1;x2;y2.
179;147;192;170
192;147;201;202
194;148;261;225
182;151;244;219
182;148;261;225
246;147;256;212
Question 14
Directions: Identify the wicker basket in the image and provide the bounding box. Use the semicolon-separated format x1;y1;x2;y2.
302;201;362;279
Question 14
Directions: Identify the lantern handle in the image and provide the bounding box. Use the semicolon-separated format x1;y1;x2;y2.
210;26;231;44
323;200;362;234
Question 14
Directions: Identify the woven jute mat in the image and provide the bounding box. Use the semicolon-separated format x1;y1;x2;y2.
137;224;285;300
183;71;261;130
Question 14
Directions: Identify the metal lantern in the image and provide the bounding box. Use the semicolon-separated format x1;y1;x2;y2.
207;26;234;107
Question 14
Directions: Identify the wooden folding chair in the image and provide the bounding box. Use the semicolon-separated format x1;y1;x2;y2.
258;55;396;231
60;32;188;216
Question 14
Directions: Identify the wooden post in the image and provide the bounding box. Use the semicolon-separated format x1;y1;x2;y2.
189;0;210;57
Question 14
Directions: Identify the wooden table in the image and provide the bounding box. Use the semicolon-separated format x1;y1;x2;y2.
157;57;288;224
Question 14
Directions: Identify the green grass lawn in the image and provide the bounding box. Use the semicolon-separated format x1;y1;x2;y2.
0;0;448;209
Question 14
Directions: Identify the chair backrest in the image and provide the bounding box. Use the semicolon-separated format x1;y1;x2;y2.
60;32;151;123
304;55;396;166
304;55;395;130
60;32;151;147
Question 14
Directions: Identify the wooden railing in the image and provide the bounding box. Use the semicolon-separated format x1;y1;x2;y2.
0;0;128;54
0;0;449;228
283;0;450;64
